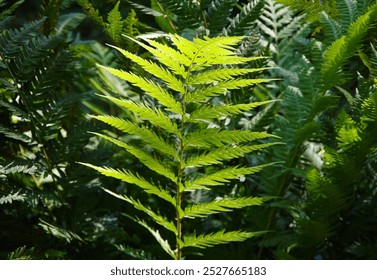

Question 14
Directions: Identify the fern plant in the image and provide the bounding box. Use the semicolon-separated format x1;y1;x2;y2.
302;87;377;259
0;12;107;258
77;0;145;50
132;0;266;38
251;0;377;259
82;34;280;259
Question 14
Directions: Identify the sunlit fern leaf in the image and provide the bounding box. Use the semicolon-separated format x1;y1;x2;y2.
184;143;279;168
80;163;175;206
0;160;45;176
0;0;24;19
90;115;178;159
0;125;35;144
186;79;271;103
98;95;180;135
188;100;276;121
91;132;177;182
98;66;183;114
184;129;276;149
106;1;122;41
184;164;274;191
0;190;26;204
189;67;268;84
181;230;264;249
274;0;335;21
108;44;185;94
84;34;276;259
183;196;269;218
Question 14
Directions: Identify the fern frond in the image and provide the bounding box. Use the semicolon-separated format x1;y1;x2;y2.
274;0;334;21
337;0;359;30
226;0;266;36
106;1;123;41
79;163;175;205
319;12;342;43
321;4;377;88
115;244;154;260
90;115;177;159
103;189;177;234
0;190;26;204
184;164;273;191
6;246;34;260
0;0;24;19
154;0;201;32
108;44;185;94
175;35;244;61
98;66;183;114
91;132;177;182
189;67;268;84
185;143;280;168
189;101;275;122
206;0;238;35
131;37;189;76
0;160;45;176
184;196;268;218
99;95;180;135
56;13;86;37
186;79;271;103
0;124;34;144
0;17;46;56
181;230;263;249
184;129;275;148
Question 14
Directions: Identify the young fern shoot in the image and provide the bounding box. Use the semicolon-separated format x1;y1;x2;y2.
81;34;279;259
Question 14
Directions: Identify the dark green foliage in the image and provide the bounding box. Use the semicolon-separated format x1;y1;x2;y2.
250;0;377;259
133;0;266;38
2;0;377;260
0;16;81;257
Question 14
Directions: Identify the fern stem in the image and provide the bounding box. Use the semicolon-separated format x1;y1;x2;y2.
156;1;178;33
175;182;183;260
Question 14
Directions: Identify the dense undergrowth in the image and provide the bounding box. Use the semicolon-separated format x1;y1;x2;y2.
0;0;376;260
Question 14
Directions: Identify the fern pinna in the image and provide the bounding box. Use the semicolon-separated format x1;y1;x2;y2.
81;34;279;259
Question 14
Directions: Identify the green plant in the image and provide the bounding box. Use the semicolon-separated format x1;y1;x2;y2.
132;0;266;38
303;91;377;259
76;0;146;50
81;34;280;259
250;0;377;259
0;10;119;259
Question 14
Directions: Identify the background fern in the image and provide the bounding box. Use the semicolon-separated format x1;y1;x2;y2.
250;0;377;259
0;2;137;259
